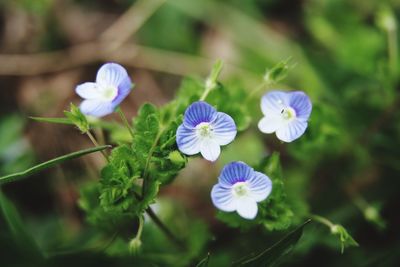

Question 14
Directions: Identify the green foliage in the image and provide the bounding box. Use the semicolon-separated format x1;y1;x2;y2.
83;102;187;235
0;115;34;176
0;190;43;260
232;220;310;267
258;153;294;231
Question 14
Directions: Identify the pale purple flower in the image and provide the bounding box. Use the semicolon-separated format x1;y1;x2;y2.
176;101;237;162
75;63;133;117
211;161;272;220
258;90;312;142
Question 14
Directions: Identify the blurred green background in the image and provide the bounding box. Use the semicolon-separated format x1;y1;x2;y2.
1;0;400;266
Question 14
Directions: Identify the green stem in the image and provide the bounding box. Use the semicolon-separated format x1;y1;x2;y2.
117;107;135;139
134;216;144;240
199;84;213;101
132;192;183;249
310;214;335;229
142;126;165;197
146;206;184;249
86;131;109;162
245;81;267;104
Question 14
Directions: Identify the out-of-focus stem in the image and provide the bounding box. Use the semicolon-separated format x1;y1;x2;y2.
311;214;335;229
146;206;184;249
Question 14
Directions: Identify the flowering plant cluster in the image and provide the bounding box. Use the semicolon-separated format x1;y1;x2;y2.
74;62;312;221
1;59;359;265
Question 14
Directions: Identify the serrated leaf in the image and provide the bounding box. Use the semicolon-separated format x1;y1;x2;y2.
232;220;311;267
257;153;294;231
0;145;110;185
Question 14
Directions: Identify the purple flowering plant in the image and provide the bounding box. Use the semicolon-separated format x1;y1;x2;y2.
2;59;359;264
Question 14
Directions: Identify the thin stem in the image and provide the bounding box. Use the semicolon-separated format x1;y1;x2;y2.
117;107;135;139
86;131;109;162
245;81;267;104
132;192;183;248
134;215;144;240
310;214;335;229
146;206;184;249
142;126;165;197
95;127;106;147
199;84;213;101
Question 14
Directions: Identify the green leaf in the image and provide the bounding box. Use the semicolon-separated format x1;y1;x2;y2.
232;220;311;267
0;189;43;259
258;153;294;231
30;116;73;125
196;253;210;267
0;145;110;185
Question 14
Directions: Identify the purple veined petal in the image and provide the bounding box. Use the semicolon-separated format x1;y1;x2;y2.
211;112;237;146
183;101;218;128
176;125;201;155
211;184;237;212
75;82;102;99
258;114;285;134
96;63;130;88
276;119;308;142
199;138;221;162
111;75;133;108
261;91;291;116
288;91;312;121
219;161;254;187
236;197;258;219
247;171;272;202
80;99;114;117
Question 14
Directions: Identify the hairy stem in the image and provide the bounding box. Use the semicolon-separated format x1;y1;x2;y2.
245;80;267;103
117;107;135;139
86;131;109;162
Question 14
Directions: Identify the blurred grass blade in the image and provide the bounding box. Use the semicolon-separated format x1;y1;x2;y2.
0;189;43;259
232;219;311;267
30;116;73;125
0;145;110;185
196;253;210;267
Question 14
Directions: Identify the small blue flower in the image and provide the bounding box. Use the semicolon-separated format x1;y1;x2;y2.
75;63;133;117
176;101;237;162
258;90;312;142
211;161;272;220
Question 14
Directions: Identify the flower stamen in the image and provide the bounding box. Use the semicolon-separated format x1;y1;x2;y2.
196;122;213;138
232;182;249;197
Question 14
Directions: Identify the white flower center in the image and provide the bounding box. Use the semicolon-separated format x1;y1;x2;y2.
196;122;213;138
280;107;296;121
232;182;249;197
99;84;118;101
